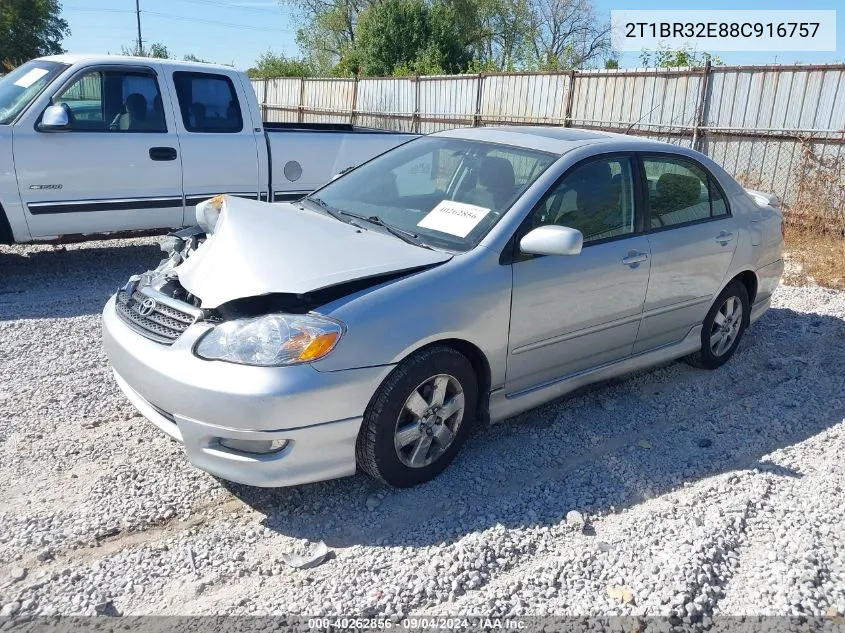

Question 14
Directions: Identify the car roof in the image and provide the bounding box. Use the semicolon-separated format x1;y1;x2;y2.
35;54;238;74
434;125;677;156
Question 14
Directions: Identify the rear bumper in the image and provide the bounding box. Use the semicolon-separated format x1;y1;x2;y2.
750;258;784;324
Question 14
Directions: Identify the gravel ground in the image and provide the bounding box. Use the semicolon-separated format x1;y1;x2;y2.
1;237;843;621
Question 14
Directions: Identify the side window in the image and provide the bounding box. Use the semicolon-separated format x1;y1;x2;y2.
643;157;728;228
531;156;636;244
54;70;166;132
172;72;243;133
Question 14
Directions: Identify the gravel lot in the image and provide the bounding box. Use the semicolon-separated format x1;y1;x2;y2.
1;237;843;621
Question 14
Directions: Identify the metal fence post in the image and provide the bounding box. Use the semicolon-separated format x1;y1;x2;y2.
261;79;268;121
563;70;576;127
413;75;421;133
350;76;359;126
474;73;484;127
298;77;305;124
693;59;712;152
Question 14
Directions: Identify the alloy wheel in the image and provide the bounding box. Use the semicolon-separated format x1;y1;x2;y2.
394;374;465;469
709;295;744;357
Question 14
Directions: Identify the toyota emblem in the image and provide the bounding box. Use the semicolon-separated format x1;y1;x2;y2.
137;297;157;317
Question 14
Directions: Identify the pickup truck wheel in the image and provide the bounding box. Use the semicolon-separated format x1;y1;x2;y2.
356;345;477;488
685;280;749;370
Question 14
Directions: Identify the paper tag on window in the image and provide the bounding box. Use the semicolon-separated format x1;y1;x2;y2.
13;68;49;88
417;200;491;238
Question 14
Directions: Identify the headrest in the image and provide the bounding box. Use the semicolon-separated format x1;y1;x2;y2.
479;156;515;190
125;93;147;116
569;160;612;194
657;173;701;208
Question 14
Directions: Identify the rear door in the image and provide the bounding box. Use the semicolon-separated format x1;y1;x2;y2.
14;63;184;237
169;69;262;221
634;154;738;353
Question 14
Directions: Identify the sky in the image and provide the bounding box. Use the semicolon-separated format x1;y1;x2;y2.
61;0;843;72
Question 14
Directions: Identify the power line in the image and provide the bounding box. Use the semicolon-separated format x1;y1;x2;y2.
64;6;135;12
171;0;282;15
142;9;292;32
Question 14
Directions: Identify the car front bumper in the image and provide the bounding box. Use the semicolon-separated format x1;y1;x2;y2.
102;295;394;487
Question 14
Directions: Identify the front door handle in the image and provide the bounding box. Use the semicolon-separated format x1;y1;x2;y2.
716;231;735;245
621;251;649;267
149;147;177;161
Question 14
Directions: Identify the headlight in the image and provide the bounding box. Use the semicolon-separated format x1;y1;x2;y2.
195;313;344;366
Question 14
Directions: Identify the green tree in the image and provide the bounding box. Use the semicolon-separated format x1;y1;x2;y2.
354;0;473;76
121;42;171;58
0;0;70;70
639;45;722;68
183;53;209;63
247;51;312;78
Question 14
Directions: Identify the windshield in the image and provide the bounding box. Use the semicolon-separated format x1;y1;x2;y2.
307;136;558;252
0;60;68;125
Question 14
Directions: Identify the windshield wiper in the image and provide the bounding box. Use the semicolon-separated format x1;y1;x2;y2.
303;196;346;224
339;211;433;249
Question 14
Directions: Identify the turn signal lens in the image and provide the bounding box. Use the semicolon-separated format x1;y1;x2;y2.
298;332;341;361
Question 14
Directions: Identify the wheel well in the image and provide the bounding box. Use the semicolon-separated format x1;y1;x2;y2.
415;339;492;423
733;270;758;306
0;202;13;245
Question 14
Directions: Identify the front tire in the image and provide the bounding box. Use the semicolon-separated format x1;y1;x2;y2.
686;280;749;370
356;345;478;488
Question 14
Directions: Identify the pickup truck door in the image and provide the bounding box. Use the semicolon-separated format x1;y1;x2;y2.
167;69;264;221
13;63;184;237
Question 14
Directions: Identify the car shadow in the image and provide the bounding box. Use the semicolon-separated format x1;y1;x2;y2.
0;242;162;321
223;305;844;548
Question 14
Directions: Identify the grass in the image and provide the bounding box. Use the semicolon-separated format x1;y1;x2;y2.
782;226;845;290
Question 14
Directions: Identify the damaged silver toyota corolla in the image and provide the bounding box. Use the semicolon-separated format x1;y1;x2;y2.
102;127;783;488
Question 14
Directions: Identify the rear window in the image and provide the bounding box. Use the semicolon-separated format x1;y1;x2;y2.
172;71;243;133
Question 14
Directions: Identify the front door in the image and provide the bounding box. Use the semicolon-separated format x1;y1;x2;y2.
14;64;184;237
506;154;650;394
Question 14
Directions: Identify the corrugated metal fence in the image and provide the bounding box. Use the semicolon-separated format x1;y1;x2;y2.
252;64;845;218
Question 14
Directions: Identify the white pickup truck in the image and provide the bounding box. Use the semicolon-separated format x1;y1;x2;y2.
0;54;415;244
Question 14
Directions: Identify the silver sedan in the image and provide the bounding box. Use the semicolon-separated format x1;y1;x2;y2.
102;126;784;488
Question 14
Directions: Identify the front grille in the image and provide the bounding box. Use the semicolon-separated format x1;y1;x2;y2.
115;289;199;344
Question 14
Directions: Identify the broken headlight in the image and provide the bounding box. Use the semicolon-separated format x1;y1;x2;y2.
194;313;344;366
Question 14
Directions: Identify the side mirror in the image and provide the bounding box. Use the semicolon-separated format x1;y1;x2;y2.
38;104;70;131
520;225;583;256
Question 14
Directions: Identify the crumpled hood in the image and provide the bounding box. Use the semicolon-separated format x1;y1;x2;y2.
176;196;451;309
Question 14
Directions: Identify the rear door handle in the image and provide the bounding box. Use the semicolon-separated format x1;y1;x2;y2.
716;231;735;245
621;251;649;266
149;147;177;161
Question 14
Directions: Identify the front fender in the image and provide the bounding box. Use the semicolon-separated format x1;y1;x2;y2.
311;248;512;389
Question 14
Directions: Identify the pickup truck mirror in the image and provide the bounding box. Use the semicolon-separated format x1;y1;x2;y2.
520;225;583;257
38;104;71;132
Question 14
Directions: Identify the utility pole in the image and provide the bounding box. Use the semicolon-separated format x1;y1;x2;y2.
135;0;143;56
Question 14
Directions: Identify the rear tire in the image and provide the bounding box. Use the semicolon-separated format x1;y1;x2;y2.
356;345;477;488
685;280;749;370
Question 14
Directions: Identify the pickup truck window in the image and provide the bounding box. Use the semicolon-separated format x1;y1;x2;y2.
172;71;243;133
0;60;67;125
54;69;167;132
